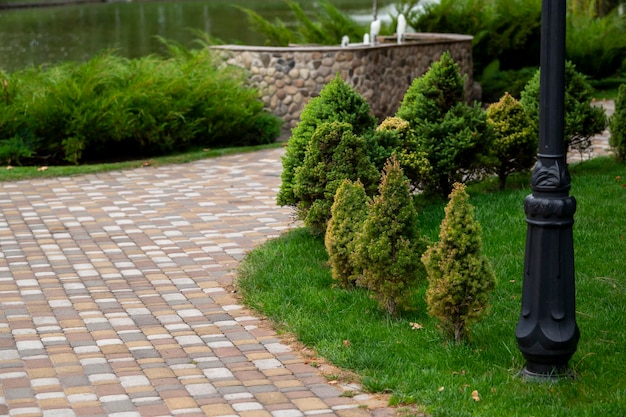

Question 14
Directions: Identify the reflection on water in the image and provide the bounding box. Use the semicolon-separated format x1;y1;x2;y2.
0;0;394;72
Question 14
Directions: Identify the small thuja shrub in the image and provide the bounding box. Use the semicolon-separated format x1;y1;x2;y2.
395;52;493;197
354;156;428;316
486;92;537;189
609;84;626;162
396;51;465;125
365;117;407;171
325;179;369;288
293;121;379;235
520;61;607;158
422;182;495;344
278;74;376;207
372;117;432;185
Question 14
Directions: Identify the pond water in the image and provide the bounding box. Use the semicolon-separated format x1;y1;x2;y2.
0;0;395;72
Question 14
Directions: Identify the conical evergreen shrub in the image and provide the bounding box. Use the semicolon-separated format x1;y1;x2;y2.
396;51;465;126
354;156;428;315
486;92;537;189
278;74;376;207
422;183;495;343
394;52;493;197
293;121;379;235
325;179;369;288
520;61;607;157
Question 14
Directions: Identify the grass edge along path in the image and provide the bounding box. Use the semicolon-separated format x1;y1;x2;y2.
0;142;284;182
236;156;626;417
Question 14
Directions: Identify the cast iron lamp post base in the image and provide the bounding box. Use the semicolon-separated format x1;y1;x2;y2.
515;0;579;380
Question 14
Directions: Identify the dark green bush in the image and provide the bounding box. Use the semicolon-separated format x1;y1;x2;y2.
0;47;280;165
609;83;626;162
292;121;379;236
422;182;495;343
520;61;607;157
0;135;33;165
410;0;625;82
354;156;428;316
396;52;493;197
486;93;536;189
566;12;626;79
278;74;376;207
325;179;370;288
411;0;542;77
479;61;537;104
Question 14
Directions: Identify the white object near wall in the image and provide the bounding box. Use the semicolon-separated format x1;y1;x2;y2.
370;19;381;45
397;14;406;44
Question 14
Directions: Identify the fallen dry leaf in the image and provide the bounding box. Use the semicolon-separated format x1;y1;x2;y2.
6;165;14;170
410;322;423;330
471;390;481;401
38;166;48;172
142;161;151;167
438;386;445;392
343;340;351;347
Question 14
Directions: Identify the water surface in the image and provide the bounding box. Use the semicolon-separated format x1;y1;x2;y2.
0;0;395;71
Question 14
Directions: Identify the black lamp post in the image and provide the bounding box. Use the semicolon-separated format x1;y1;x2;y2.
515;0;580;379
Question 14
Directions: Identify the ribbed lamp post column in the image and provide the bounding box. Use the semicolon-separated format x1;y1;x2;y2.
515;0;580;379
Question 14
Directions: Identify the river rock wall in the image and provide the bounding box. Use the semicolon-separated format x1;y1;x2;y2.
214;33;473;130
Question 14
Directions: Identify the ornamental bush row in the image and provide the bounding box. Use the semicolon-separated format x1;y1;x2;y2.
325;160;494;343
279;53;607;226
279;52;610;342
0;46;282;166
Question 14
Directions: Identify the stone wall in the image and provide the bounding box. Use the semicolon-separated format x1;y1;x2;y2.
213;33;473;129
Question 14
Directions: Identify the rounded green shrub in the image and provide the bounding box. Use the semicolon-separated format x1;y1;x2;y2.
354;156;428;316
609;83;626;162
422;182;495;343
520;61;607;157
486;92;537;189
325;179;369;288
277;74;376;207
293;121;379;236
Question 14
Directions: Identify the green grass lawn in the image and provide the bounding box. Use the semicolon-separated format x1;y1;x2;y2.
237;157;626;417
0;143;283;182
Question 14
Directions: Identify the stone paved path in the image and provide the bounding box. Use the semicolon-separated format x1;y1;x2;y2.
0;148;393;417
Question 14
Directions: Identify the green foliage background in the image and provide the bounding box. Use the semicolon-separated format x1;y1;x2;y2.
609;83;626;161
